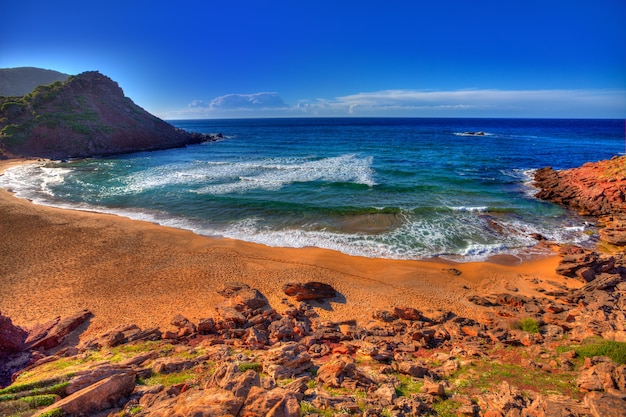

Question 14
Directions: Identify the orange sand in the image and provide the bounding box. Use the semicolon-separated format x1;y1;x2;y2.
0;160;570;337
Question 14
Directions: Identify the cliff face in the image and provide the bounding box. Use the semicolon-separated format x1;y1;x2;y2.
534;156;626;218
534;156;626;246
0;71;211;159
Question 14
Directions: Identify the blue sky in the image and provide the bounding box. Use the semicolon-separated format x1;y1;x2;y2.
1;0;625;119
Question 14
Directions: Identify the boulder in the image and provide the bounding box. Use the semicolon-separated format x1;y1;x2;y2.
66;363;135;394
263;342;312;380
393;306;423;321
0;311;27;353
170;314;197;337
282;281;337;301
584;391;626;417
153;387;245;417
208;363;260;399
599;222;626;246
316;356;377;389
238;386;300;417
25;309;92;351
36;371;135;416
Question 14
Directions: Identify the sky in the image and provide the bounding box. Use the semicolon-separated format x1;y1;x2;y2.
1;0;625;119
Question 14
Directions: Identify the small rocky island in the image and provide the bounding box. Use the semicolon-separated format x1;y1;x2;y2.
0;71;218;159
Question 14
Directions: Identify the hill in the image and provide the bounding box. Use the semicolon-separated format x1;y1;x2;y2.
0;67;70;97
0;71;215;159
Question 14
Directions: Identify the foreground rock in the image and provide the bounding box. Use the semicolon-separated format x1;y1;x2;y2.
282;281;338;301
0;71;220;159
2;265;625;416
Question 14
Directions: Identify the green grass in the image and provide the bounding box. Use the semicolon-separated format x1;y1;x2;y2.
447;357;580;399
38;408;65;417
557;337;626;365
509;317;540;334
394;374;424;397
0;379;68;396
238;362;262;373
432;399;463;417
141;370;198;387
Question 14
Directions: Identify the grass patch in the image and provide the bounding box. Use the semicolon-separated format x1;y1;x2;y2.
394;374;424;397
448;357;580;399
0;378;68;396
432;399;463;417
0;394;59;416
238;362;262;373
38;408;65;417
557;337;626;365
141;370;198;387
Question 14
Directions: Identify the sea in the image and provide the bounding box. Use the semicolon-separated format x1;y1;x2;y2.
1;118;624;262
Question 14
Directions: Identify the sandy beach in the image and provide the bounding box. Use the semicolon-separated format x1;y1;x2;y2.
0;159;570;337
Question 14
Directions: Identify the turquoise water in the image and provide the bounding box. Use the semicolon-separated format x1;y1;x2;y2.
2;118;623;261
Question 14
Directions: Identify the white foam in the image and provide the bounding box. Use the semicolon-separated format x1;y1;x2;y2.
0;163;71;200
196;154;376;194
462;243;508;258
450;206;489;213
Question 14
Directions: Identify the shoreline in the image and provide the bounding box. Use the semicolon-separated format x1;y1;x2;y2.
0;158;568;336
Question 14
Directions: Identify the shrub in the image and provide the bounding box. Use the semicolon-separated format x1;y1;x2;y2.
519;318;540;334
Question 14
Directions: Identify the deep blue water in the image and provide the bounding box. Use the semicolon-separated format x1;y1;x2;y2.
2;118;624;261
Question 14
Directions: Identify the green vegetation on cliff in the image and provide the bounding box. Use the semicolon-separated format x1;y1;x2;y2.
0;70;210;159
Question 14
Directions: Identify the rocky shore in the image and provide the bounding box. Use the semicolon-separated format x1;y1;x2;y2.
1;157;625;416
534;155;626;248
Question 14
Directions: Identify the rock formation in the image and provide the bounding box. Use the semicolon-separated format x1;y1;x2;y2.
534;156;626;218
0;71;219;159
2;271;625;416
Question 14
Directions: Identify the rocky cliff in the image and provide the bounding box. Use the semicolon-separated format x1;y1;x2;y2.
0;71;215;159
534;156;626;247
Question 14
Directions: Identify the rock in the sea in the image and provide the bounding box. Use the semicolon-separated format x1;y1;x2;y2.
282;281;338;301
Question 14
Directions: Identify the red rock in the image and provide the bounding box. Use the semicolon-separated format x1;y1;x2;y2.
37;372;135;416
161;388;244;417
0;311;27;353
282;281;337;301
25;309;92;351
585;391;626;417
393;306;422;320
239;386;300;417
263;342;312;380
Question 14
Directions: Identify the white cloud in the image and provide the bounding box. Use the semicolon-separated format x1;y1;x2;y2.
209;92;286;109
294;89;626;118
158;88;626;119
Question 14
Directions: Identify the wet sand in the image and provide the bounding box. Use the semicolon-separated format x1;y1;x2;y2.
0;159;569;337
